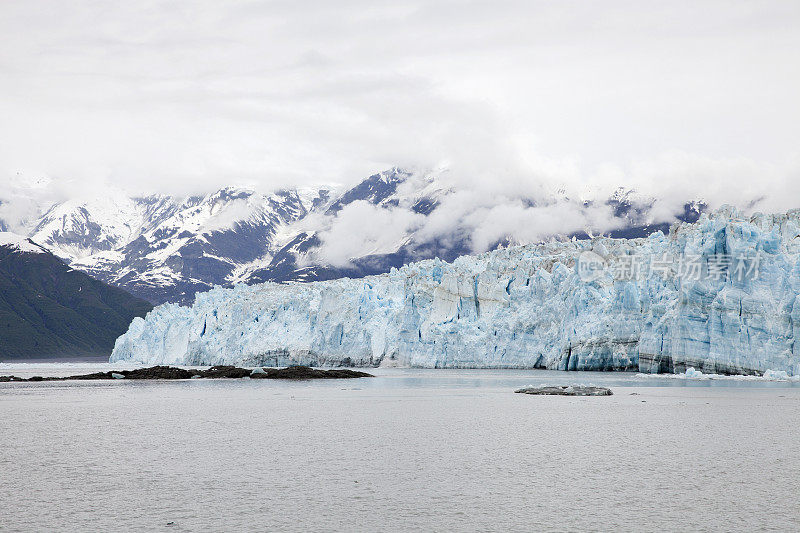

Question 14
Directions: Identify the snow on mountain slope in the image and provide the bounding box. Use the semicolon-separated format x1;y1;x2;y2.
70;187;330;304
0;232;46;254
243;168;459;285
111;207;800;376
5;167;704;305
245;168;702;286
2;175;338;303
30;191;177;260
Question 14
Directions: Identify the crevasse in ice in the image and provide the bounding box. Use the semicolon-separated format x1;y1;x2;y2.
111;207;800;375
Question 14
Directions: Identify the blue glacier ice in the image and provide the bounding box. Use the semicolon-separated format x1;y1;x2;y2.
111;207;800;376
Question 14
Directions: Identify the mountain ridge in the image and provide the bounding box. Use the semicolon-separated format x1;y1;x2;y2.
3;169;705;304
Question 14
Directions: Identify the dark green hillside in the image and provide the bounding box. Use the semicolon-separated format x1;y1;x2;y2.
0;245;153;359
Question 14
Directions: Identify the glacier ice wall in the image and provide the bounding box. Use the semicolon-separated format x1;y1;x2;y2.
111;207;800;375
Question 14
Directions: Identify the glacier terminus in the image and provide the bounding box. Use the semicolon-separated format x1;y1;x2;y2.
111;208;800;376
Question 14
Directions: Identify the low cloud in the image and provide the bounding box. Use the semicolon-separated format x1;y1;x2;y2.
305;201;425;267
291;150;800;266
1;1;798;195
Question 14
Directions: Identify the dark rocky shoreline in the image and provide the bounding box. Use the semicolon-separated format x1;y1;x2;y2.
0;365;373;382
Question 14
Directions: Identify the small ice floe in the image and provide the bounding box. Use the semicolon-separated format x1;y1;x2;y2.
684;367;705;378
515;385;613;396
762;369;800;382
111;373;125;379
250;367;266;376
636;367;799;382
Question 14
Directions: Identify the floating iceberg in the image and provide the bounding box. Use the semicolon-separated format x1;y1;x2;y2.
111;207;800;376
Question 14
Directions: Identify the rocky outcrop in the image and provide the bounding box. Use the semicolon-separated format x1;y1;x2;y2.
0;365;373;382
515;385;613;396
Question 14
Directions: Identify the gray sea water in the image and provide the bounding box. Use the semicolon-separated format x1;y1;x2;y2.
1;366;798;532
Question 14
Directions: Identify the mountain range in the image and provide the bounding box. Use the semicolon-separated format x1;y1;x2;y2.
2;168;704;304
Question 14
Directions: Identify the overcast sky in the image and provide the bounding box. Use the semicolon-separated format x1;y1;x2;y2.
2;0;799;203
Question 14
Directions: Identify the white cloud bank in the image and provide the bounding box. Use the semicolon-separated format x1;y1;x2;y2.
0;0;798;200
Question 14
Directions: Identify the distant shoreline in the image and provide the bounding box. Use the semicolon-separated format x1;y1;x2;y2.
0;355;111;364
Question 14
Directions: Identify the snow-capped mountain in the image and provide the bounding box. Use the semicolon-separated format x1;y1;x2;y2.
246;168;456;285
31;187;331;304
30;192;177;260
3;168;704;304
246;169;704;286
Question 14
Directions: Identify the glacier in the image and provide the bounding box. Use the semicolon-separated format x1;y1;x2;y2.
111;207;800;376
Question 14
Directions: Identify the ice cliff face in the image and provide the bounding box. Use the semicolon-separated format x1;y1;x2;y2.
111;208;800;375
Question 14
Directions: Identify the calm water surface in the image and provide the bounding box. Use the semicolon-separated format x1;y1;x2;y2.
1;367;798;532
